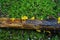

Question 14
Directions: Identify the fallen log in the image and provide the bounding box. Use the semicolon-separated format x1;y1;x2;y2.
0;18;60;30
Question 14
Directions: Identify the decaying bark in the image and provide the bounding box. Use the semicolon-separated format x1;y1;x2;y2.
0;18;60;30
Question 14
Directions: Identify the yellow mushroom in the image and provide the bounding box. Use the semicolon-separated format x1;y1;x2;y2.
58;17;60;23
45;31;51;34
21;16;28;20
10;18;15;22
40;18;43;20
30;17;35;20
36;30;41;32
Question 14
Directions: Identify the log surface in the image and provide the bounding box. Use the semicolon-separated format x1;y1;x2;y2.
0;18;60;30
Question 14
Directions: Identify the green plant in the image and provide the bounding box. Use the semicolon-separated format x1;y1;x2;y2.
0;0;57;19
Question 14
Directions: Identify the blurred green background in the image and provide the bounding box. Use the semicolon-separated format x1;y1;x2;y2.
0;0;60;40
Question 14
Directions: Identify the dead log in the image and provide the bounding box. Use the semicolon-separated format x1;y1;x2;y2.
0;18;60;30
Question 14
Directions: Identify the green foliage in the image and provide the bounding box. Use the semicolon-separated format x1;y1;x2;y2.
57;0;60;13
0;0;57;19
0;29;60;40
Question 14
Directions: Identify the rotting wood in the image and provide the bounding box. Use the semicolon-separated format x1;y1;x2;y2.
0;18;60;30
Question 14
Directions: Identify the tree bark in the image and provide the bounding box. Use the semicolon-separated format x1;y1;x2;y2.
0;18;60;30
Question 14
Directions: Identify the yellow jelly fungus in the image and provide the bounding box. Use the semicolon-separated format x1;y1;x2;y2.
40;18;43;20
21;16;28;20
58;17;60;23
36;30;41;32
46;31;51;34
30;17;35;20
10;18;15;22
